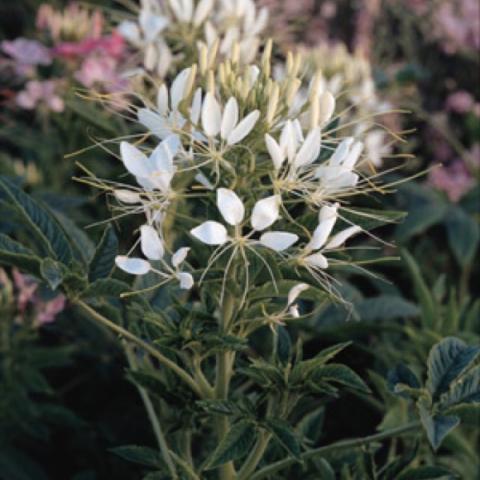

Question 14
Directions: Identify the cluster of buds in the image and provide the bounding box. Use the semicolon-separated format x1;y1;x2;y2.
118;0;268;77
88;35;392;321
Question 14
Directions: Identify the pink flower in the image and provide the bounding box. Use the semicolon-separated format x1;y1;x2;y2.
35;295;66;327
1;38;51;66
16;80;64;112
446;90;475;113
428;159;475;202
53;31;125;59
74;56;127;91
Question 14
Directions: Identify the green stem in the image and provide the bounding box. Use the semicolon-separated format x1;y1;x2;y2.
75;299;203;398
124;342;178;480
249;421;421;480
215;291;236;480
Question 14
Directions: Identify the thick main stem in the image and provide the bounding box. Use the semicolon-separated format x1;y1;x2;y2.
215;290;236;480
75;299;203;398
249;421;421;480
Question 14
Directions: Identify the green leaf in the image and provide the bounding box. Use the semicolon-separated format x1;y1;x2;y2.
0;176;73;264
313;458;335;480
387;364;421;398
265;418;301;460
276;326;291;364
445;205;479;268
40;258;64;290
0;233;41;275
418;399;459;451
82;278;130;298
397;466;457;480
427;337;480;398
401;249;436;328
343;208;407;231
356;295;419;321
88;224;118;281
110;445;162;468
312;364;371;393
396;203;447;242
207;421;257;469
442;365;480;407
250;279;327;303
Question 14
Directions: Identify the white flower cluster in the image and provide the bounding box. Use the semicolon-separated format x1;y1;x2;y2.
118;0;268;77
108;42;378;307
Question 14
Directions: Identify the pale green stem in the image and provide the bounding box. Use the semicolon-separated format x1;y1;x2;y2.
124;342;178;480
75;299;203;398
249;421;421;480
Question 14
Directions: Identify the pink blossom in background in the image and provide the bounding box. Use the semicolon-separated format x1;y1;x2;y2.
428;160;475;202
75;56;127;91
16;80;64;112
445;90;475;113
53;32;125;59
11;269;66;327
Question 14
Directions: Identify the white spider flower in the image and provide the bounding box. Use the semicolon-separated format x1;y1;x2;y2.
297;203;362;274
115;225;193;290
190;188;297;252
137;67;199;140
201;93;260;146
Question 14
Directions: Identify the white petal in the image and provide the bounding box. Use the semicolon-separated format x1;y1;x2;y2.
221;97;239;140
150;141;174;173
325;226;362;250
251;195;280;231
114;189;141;204
157;84;169;114
307;204;338;250
115;256;151;275
195;172;214;190
259;231;298;252
304;252;328;269
217;188;245;226
170;67;191;110
117;21;141;45
293;127;321;168
265;134;285;171
138;108;169;138
279;120;297;163
287;283;309;306
330;137;354;166
227;110;260;145
319;91;335;125
289;305;300;318
140;225;164;260
171;247;190;268
177;271;194;289
193;0;214;26
190;88;203;124
191;221;228;245
120;142;151;178
319;203;339;221
342;141;364;170
201;92;222;137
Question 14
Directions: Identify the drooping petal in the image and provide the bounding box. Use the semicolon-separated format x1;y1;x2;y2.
279;120;297;163
114;189;141;204
293;127;321;168
287;283;309;306
177;271;194;289
140;225;164;260
265;134;285;171
324;225;361;250
318;90;335;124
191;221;228;245
201;92;222;137
251;195;280;231
217;188;245;226
138;108;169;138
193;0;214;25
342;141;364;170
120;141;151;178
170;67;191;110
220;97;239;140
306;204;338;250
227;110;260;145
157;84;169;115
190;88;203;124
304;252;328;269
171;247;190;268
259;231;298;252
115;256;151;275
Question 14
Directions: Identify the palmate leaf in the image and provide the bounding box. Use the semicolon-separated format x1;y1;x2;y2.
427;337;480;398
81;278;130;298
311;363;371;393
88;224;118;281
442;365;480;407
0;233;41;275
40;258;64;290
110;445;162;468
206;420;257;469
0;176;73;265
265;418;301;460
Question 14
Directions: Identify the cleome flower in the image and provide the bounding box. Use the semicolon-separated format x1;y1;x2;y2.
115;224;194;290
